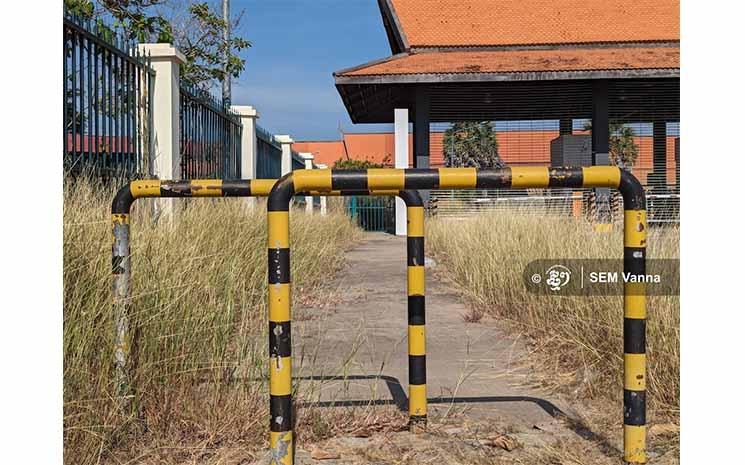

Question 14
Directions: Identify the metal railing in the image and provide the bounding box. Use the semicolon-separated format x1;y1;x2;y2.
179;85;242;179
63;10;154;180
430;185;679;225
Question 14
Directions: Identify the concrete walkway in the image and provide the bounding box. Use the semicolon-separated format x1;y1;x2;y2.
293;232;569;429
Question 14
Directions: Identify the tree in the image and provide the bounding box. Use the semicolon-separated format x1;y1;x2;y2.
583;121;639;171
443;121;504;168
64;0;251;90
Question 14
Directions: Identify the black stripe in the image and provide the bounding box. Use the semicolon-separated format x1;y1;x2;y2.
112;256;126;274
620;170;646;210
159;181;191;197
623;389;646;426
112;185;135;214
404;169;439;189
270;394;293;432
331;170;367;190
548;167;583;187
268;248;291;284
269;321;292;358
476;169;512;188
410;415;427;423
407;237;425;266
340;190;371;196
624;247;646;276
223;180;250;196
409;355;426;385
267;179;294;211
624;318;646;354
408;296;425;324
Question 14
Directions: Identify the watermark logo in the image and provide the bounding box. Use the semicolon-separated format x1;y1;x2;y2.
535;264;572;292
523;259;679;296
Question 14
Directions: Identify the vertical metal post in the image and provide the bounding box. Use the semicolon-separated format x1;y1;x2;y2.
63;26;69;164
622;190;648;464
112;210;133;409
267;203;293;464
87;29;93;170
402;191;427;430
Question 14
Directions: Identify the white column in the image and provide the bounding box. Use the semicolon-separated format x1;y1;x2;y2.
230;105;259;179
230;105;259;208
275;135;294;176
394;108;409;236
138;44;186;219
317;164;328;215
299;152;314;214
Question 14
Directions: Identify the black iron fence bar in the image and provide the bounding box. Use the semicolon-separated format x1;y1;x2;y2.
266;166;647;465
64;12;154;179
110;180;423;423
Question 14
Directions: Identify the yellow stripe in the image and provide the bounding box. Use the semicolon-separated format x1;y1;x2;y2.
269;431;293;465
408;266;425;295
270;356;292;396
408;325;425;356
439;168;476;188
251;179;277;196
370;189;400;196
269;284;291;322
624;353;646;391
112;213;129;225
511;167;549;188
190;179;222;196
582;166;621;188
294;169;332;192
409;384;427;416
368;168;404;190
624;425;647;463
267;212;290;248
624;210;647;247
130;179;161;198
407;207;424;237
624;283;647;319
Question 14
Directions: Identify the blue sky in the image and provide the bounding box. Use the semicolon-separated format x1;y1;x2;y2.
229;0;392;140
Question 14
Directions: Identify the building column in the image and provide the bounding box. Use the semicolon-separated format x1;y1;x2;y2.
650;120;668;189
275;134;294;176
317;164;328;215
231;105;259;208
413;86;431;207
299;152;314;214
394;108;409;236
138;43;186;219
591;80;612;228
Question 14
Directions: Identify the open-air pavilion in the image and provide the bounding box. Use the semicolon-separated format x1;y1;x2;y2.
334;0;680;227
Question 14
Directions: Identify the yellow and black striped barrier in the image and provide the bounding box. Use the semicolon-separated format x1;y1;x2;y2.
110;180;427;431
266;166;647;465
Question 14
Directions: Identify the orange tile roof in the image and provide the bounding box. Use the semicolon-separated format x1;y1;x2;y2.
388;0;679;47
291;140;346;166
339;46;679;77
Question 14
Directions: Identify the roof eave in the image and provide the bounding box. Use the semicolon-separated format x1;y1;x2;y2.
335;68;680;85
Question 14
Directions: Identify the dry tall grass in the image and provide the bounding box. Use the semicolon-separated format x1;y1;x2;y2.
426;213;679;423
63;179;363;464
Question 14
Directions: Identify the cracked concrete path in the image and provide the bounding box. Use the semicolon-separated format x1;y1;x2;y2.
292;232;572;429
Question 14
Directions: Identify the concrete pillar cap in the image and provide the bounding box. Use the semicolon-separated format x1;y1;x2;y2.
137;43;186;64
230;105;259;118
274;134;294;144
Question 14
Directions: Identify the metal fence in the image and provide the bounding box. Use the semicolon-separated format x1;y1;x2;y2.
255;125;306;178
179;85;242;179
63;10;154;179
430;185;679;225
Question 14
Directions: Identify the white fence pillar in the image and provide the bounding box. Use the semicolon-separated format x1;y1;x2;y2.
394;108;409;236
299;152;314;214
231;105;259;208
317;164;328;215
138;43;185;218
275;135;294;176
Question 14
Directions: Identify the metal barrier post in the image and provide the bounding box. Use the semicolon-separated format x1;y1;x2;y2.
266;166;647;465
